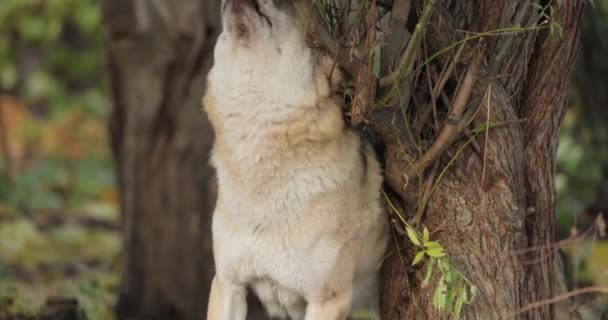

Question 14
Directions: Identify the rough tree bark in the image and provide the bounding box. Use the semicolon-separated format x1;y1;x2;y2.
367;1;586;319
101;1;220;319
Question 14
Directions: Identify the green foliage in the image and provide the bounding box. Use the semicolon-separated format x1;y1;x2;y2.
0;0;105;108
0;1;117;319
531;1;563;39
556;103;608;230
407;226;477;319
0;0;111;210
384;193;477;319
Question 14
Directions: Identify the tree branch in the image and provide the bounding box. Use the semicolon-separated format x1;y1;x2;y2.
379;0;437;87
293;0;363;77
405;55;481;178
509;286;608;317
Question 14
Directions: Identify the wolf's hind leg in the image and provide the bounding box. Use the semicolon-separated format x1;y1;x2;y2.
251;280;288;318
207;276;247;320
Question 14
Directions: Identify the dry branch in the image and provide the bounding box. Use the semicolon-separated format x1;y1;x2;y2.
405;55;481;178
379;0;437;87
509;286;608;317
294;0;363;77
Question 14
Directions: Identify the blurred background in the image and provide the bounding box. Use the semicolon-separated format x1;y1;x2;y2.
0;0;117;319
0;0;606;319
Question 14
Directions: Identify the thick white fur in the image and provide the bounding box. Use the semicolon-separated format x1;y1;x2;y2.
204;0;388;319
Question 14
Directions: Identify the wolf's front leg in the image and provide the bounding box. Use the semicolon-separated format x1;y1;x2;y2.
207;276;247;320
304;288;352;320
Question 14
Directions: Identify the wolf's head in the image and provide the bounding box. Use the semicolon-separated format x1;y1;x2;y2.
207;0;340;114
220;0;300;45
214;0;306;69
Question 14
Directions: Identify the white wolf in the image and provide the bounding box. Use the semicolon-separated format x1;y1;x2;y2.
203;0;388;318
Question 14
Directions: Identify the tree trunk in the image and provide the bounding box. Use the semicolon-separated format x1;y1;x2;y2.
101;1;220;319
372;1;585;319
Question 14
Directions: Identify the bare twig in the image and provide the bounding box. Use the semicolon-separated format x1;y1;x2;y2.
457;0;534;131
379;0;437;88
509;286;608;317
416;41;467;135
461;127;483;157
423;43;439;129
413;160;439;226
512;221;598;256
350;0;378;126
405;55;481;178
404;1;536;180
433;41;467;101
480;83;492;187
295;0;363;77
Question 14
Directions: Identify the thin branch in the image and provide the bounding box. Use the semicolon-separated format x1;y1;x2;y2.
480;83;492;187
350;0;378;126
413;160;439;226
416;41;466;135
461;0;535;128
379;0;438;87
404;2;536;180
295;0;363;77
406;55;481;178
433;41;466;102
512;221;598;256
509;286;608;317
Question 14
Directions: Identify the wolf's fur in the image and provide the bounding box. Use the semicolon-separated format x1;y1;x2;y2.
203;0;388;318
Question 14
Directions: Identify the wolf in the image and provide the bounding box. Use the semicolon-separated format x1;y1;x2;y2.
203;0;389;318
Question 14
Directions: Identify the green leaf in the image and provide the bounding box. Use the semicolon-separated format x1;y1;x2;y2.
412;251;425;266
450;269;459;285
454;290;465;320
441;257;451;271
426;248;445;258
422;258;434;287
424;241;442;250
423;227;430;243
433;275;448;312
468;285;478;303
531;2;543;10
445;266;454;283
406;226;421;247
445;286;456;314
